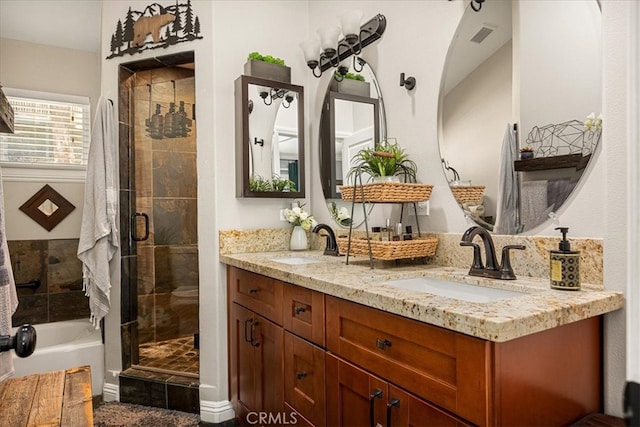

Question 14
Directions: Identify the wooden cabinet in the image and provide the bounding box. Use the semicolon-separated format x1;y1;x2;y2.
228;266;602;427
326;353;470;427
229;302;283;426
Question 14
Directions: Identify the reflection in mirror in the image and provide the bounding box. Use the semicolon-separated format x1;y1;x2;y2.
439;0;601;234
319;58;385;227
235;75;305;198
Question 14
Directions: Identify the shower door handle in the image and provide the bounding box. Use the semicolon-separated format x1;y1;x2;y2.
131;213;149;241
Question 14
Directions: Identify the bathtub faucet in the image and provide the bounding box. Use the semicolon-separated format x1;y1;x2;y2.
0;324;36;358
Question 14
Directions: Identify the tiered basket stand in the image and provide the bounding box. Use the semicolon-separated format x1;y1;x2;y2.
338;164;437;269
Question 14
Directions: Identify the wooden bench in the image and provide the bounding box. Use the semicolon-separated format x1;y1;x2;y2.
0;365;93;426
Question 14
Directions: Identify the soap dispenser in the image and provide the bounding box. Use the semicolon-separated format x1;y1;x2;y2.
550;227;580;290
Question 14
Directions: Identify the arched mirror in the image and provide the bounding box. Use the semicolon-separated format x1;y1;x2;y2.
235;75;305;198
439;0;601;233
319;58;386;227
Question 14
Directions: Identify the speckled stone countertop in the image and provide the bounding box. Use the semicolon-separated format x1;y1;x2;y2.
220;250;623;342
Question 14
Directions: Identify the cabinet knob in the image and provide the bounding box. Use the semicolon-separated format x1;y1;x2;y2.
295;371;307;380
376;338;392;350
247;288;258;294
294;306;306;315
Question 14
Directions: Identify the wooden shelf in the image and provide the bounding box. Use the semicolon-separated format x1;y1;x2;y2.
514;153;591;172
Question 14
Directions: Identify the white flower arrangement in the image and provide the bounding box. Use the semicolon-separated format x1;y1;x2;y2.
328;202;352;227
584;112;603;132
283;204;318;231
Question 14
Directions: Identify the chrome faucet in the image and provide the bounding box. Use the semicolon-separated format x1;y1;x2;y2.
460;226;525;280
312;224;340;256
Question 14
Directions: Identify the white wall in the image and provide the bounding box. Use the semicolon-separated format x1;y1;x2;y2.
95;0;631;420
0;38;101;241
441;41;512;220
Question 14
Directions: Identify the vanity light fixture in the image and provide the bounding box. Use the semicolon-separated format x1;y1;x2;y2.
300;13;386;79
282;91;296;109
258;86;291;107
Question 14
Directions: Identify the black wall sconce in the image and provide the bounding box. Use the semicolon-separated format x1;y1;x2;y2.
400;73;416;91
449;0;485;12
300;12;386;79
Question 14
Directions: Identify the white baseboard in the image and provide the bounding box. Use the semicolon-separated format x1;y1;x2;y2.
200;399;235;424
102;382;119;402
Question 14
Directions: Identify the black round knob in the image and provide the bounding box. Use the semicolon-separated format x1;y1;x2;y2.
14;324;36;358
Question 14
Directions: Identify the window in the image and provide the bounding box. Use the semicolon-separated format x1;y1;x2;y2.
0;88;90;168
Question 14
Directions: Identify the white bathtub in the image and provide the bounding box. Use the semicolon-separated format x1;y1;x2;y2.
12;319;104;396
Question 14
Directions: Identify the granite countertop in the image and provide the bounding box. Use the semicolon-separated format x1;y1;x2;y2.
220;250;624;342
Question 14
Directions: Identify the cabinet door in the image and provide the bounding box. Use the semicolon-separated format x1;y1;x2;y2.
284;332;325;426
253;312;284;416
229;303;284;426
229;303;257;421
326;353;388;427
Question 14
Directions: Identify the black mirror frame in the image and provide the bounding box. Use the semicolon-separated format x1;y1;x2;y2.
320;90;380;200
235;74;305;198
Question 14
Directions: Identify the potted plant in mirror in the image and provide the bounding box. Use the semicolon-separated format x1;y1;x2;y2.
245;51;291;83
520;146;534;160
330;71;370;97
249;174;296;192
346;139;418;184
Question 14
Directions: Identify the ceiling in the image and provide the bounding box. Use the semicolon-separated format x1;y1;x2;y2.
0;0;102;53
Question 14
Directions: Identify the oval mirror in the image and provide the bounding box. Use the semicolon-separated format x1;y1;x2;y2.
319;58;386;227
439;0;601;234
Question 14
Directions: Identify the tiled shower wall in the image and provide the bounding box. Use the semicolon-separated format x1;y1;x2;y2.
133;68;198;345
9;238;89;325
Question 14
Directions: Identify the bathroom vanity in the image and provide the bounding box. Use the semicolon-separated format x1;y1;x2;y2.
222;251;623;427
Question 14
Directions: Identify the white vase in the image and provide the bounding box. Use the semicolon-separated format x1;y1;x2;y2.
290;226;308;251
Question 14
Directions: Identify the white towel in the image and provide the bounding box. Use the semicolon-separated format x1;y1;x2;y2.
0;165;18;381
77;97;119;327
494;124;520;234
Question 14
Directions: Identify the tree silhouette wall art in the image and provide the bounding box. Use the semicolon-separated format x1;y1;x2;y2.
106;0;202;59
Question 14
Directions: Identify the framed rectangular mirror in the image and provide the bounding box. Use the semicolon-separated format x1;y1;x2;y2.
235;75;305;198
320;90;380;199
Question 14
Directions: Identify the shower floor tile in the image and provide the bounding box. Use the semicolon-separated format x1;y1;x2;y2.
138;336;199;376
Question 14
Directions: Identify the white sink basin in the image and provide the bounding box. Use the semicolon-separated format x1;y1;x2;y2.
382;277;525;303
270;256;323;265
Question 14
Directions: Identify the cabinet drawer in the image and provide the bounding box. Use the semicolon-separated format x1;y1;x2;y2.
283;285;325;346
228;267;283;324
284;332;326;427
326;296;490;426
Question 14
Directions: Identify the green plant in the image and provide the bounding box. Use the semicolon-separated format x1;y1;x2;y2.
270;175;296;192
247;51;286;66
249;174;296;192
344;72;365;81
249;175;272;192
346;139;417;182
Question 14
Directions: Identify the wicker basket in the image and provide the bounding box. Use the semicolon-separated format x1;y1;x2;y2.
339;182;433;203
449;185;485;204
336;236;438;261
